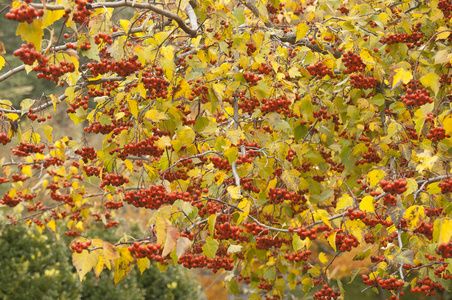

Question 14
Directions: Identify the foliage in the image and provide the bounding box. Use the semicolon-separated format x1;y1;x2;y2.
3;0;452;299
0;222;205;300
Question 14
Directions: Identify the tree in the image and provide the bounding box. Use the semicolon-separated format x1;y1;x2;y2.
1;0;452;299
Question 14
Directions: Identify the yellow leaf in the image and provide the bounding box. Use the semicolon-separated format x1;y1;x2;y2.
128;99;138;119
22;165;32;177
318;252;328;264
225;129;244;145
328;231;337;252
114;248;134;285
119;19;130;31
367;169;386;187
360;49;376;65
296;23;309;41
72;249;101;281
404;205;425;231
47;220;56;232
137;257;150;274
443;114;452;137
344;220;366;242
237;199;251;225
335;194;354;212
359;196;375;214
420;73;441;96
16;19;44;51
103;242;120;260
227;186;242;200
0;56;4;72
403;178;418;197
145;109;168;122
439;219;452;244
177;127;196;145
93;255;106;278
392;68;413;89
281;170;301;191
42;9;65;27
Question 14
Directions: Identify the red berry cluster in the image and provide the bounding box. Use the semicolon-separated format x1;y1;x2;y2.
104;220;119;228
6;2;43;23
178;253;208;269
94;33;113;45
355;146;381;165
401;82;434;106
337;6;349;14
209;156;231;171
11;142;45;157
426;207;445;217
292;226;318;240
410;276;444;296
214;221;247;242
427;127;448;142
350;74;378;89
85;56;143;77
141;67;170;99
67;96;90;113
327;230;358;252
306;61;334;79
72;0;93;24
438;0;452;21
345;208;366;220
342;51;366;74
243;72;261;86
362;275;403;291
261;96;292;115
436;242;452;258
100;173;129;188
33;61;75;83
65;231;81;237
83;165;101;177
284;250;312;262
75;146;97;163
256;236;289;249
439;178;452;193
13;43;44;65
0;133;11;145
245;42;256;55
70;240;92;253
115;136;163;160
123;185;184;209
313;284;341;300
414;221;433;239
243;222;269;235
383;194;397;206
379;23;423;48
380;179;407;194
104;201;123;209
128;242;167;262
364;234;375;244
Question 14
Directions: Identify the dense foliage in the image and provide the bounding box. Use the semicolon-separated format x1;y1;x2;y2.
0;222;205;300
2;0;452;299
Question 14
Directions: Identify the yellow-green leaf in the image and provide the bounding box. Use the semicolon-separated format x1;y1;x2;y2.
367;169;386;187
359;196;375;214
282;170;301;191
16;19;44;51
335;194;354;212
72;249;101;281
114;247;134;285
420;73;441;96
404;205;425;231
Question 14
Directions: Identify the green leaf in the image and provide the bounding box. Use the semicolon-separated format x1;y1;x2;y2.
202;237;219;259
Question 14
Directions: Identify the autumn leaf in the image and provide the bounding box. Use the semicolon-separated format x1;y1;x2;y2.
72;249;101;281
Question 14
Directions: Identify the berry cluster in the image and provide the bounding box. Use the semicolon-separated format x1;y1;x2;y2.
209;156;231;171
284;250;312;262
355;146;381;165
414;221;433;239
6;2;43;23
328;230;359;252
83;165;101;177
380;179;407;194
100;173;129;188
11;142;45;157
439;178;452;193
410;276;444;296
256;236;289;249
362;275;403;291
401;81;434;106
313;284;341;300
13;43;44;65
86;56;143;77
243;72;261;86
380;23;423;47
306;62;334;79
436;242;452;258
114;136;163;160
261;96;292;116
94;33;113;45
123;185;187;209
142;67;170;99
214;221;247;242
243;222;269;235
33;61;76;83
342;51;366;74
128;242;166;261
245;42;257;55
350;74;378;89
75;146;97;163
72;0;93;25
438;0;452;21
426;207;445;217
427;127;448;142
178;253;207;269
383;194;397;206
345;208;366;220
65;231;81;237
337;6;349;14
70;240;92;253
0;133;11;145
